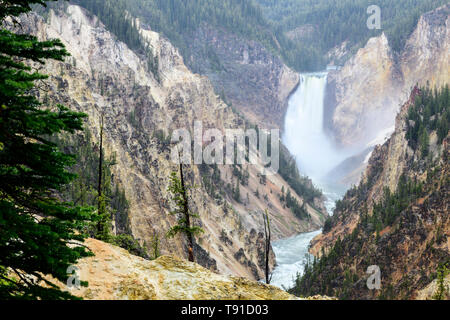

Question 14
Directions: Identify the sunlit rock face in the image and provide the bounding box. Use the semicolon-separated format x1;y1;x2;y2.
57;239;298;300
327;33;402;150
326;5;449;149
50;238;337;300
323;4;449;186
401;4;450;91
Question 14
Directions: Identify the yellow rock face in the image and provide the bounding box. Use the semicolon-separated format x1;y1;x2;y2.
62;239;307;300
416;275;450;300
329;5;449;149
330;33;402;148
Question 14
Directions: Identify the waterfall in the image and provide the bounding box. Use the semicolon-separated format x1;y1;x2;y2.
283;72;347;184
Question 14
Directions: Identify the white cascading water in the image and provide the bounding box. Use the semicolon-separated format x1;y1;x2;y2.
271;73;347;289
283;73;347;183
270;230;322;289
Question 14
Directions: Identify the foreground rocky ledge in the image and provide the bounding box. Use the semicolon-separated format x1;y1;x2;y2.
60;239;334;300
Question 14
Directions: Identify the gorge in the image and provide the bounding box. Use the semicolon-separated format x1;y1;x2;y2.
1;0;448;301
273;72;348;289
11;3;328;283
272;3;449;293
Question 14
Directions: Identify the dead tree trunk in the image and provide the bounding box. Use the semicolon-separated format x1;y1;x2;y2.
179;163;195;262
263;209;272;284
97;114;104;234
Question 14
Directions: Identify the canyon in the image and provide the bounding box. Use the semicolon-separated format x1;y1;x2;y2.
274;4;449;298
3;1;448;301
14;4;327;283
310;4;449;253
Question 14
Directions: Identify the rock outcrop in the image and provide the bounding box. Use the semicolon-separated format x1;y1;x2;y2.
401;5;450;91
52;238;338;300
326;33;402;148
60;238;299;300
416;274;450;300
15;4;326;281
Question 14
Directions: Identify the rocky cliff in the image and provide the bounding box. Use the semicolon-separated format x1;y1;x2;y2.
401;5;450;91
186;24;300;129
301;86;449;300
326;33;402;148
16;4;326;281
325;4;449;184
311;88;421;256
58;239;296;300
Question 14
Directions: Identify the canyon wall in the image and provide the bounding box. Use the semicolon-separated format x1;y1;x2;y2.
185;24;300;129
324;4;449;186
306;86;449;299
327;5;449;149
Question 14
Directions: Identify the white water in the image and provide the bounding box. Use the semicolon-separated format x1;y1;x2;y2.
271;230;322;289
272;73;348;289
283;73;351;183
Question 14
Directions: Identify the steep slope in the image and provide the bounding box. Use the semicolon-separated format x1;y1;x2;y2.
186;24;300;129
16;4;326;281
401;5;450;91
299;86;449;300
328;4;449;149
326;33;402;148
325;4;449;186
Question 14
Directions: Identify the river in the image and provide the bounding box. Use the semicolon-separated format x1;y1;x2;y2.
271;72;348;289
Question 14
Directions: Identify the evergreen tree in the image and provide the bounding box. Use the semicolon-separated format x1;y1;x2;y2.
419;124;430;158
95;114;111;241
0;0;96;299
166;165;203;262
233;179;241;203
433;264;449;300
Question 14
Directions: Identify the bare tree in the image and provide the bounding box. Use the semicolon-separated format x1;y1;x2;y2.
263;209;272;284
96;113;107;237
